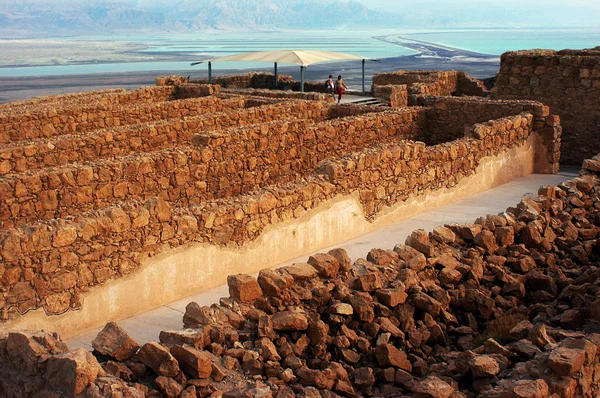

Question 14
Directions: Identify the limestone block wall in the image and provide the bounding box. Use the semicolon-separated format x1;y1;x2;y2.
372;70;489;104
192;72;293;89
0;88;128;111
372;84;409;107
321;112;535;216
419;96;561;172
0;98;318;175
0;94;562;322
222;88;333;102
0;87;223;143
493;49;600;164
194;109;426;197
0;108;423;229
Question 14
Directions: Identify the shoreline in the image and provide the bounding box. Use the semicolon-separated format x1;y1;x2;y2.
0;36;501;104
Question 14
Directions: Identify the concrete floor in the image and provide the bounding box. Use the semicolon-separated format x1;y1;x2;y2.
66;167;579;350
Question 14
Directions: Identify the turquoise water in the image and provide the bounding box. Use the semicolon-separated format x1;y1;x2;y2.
1;28;599;77
403;28;600;55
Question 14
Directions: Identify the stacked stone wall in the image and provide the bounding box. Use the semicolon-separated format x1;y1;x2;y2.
192;72;293;89
222;88;333;102
0;95;561;319
416;96;561;171
371;85;409;107
0;108;423;229
0;88;128;111
0;98;323;175
372;70;489;104
494;49;600;164
0;87;225;144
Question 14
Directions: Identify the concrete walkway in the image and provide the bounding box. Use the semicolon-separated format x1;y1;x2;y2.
66;167;578;350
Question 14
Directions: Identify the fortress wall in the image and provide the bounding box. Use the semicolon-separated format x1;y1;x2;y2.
418;96;549;139
0;86;221;144
372;85;409;107
372;70;489;104
0;88;128;111
0;99;322;175
0;107;558;332
194;108;426;197
221;88;333;102
493;49;600;164
0;108;424;229
321;112;536;216
191;72;294;89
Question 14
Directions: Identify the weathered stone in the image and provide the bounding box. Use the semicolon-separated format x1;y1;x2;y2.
512;379;549;398
282;263;318;281
330;302;354;315
468;355;500;378
307;320;329;345
155;376;183;398
170;345;212;379
352;367;375;389
137;342;180;377
227;274;263;303
376;287;408;307
349;296;375;322
374;344;412;371
159;328;212;350
92;321;140;361
548;347;586;376
412;375;454;398
272;311;309;331
307;253;340;278
6;330;69;375
411;292;442;316
46;348;104;396
405;230;434;257
328;248;352;272
474;230;498;254
257;269;293;296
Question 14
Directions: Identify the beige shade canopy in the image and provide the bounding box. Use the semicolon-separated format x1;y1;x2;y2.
191;49;367;67
191;49;378;94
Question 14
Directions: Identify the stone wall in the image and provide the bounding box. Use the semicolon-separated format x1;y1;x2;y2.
191;72;293;89
0;88;128;111
3;156;600;398
0;98;305;175
372;70;489;104
0;95;561;321
372;85;408;107
222;88;333;102
493;49;600;164
0;108;422;229
0;86;223;144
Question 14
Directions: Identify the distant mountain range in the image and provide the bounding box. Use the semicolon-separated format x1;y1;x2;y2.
0;0;597;39
0;0;405;38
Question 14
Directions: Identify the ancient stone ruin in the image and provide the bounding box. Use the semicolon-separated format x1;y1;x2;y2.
1;46;599;397
493;48;600;165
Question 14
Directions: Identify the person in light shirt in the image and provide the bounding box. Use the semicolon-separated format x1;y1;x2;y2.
334;75;348;105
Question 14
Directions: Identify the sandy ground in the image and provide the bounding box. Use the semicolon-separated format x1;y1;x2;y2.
0;36;501;104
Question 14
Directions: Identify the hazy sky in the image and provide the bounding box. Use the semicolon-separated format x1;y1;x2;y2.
355;0;600;8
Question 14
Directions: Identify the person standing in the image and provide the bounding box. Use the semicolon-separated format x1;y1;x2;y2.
334;75;347;105
326;74;335;99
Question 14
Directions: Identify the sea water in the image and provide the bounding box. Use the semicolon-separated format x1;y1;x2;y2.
0;28;599;77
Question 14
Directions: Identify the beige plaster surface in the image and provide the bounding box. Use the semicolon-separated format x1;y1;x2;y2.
5;133;554;340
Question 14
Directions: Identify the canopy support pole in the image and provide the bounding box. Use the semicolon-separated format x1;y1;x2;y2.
362;59;366;96
208;62;212;84
300;66;305;92
274;62;278;88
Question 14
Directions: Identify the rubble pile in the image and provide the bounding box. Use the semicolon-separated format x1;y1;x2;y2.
3;157;600;397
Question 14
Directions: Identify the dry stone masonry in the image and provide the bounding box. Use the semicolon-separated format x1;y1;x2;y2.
2;155;600;397
494;48;600;165
0;73;561;324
